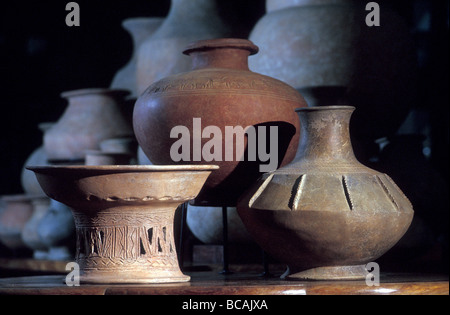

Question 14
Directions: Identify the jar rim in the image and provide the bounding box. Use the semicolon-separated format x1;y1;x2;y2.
183;38;259;56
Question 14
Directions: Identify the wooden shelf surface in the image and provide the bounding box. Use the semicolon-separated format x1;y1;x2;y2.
0;268;447;295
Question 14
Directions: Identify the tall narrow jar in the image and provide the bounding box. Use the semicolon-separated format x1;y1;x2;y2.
136;0;234;94
44;88;134;162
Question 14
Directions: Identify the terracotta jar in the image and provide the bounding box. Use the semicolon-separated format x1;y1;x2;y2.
237;106;414;280
136;0;234;94
28;165;217;284
134;38;307;206
110;17;164;98
44;88;134;162
249;0;417;140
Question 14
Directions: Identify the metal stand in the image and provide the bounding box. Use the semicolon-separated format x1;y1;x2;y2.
220;206;232;275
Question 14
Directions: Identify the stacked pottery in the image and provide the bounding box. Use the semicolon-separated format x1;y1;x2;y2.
134;38;307;207
186;205;253;245
134;38;307;250
136;0;234;94
85;151;134;166
237;106;414;280
20;122;54;196
249;0;417;140
110;17;164;98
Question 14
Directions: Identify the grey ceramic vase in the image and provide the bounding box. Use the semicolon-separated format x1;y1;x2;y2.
110;17;164;98
36;199;76;260
136;0;234;94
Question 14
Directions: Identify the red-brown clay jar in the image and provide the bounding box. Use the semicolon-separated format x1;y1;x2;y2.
249;0;417;140
134;38;307;206
237;106;414;280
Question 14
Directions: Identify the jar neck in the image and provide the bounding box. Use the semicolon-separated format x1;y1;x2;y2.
295;106;358;163
184;39;258;71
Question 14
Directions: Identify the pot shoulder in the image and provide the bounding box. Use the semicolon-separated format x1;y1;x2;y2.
139;68;305;104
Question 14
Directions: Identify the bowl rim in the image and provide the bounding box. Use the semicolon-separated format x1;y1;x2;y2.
26;165;219;174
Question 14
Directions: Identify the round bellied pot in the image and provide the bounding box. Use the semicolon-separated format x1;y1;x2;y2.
136;0;234;94
110;17;164;98
44;88;134;163
134;38;307;206
237;106;414;280
28;165;218;284
249;0;417;140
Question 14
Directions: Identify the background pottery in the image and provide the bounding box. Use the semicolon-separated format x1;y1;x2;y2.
110;17;164;98
85;150;134;166
36;199;75;261
20;122;54;197
21;196;51;259
186;205;253;245
134;38;307;206
136;0;234;94
249;0;418;141
237;106;414;280
28;165;218;284
0;195;34;254
44;88;134;162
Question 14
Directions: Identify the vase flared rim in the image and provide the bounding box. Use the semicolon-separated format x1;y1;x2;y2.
183;38;259;56
295;105;355;112
60;88;130;99
27;165;219;174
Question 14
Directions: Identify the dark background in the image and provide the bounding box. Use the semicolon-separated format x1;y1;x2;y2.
0;0;448;273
